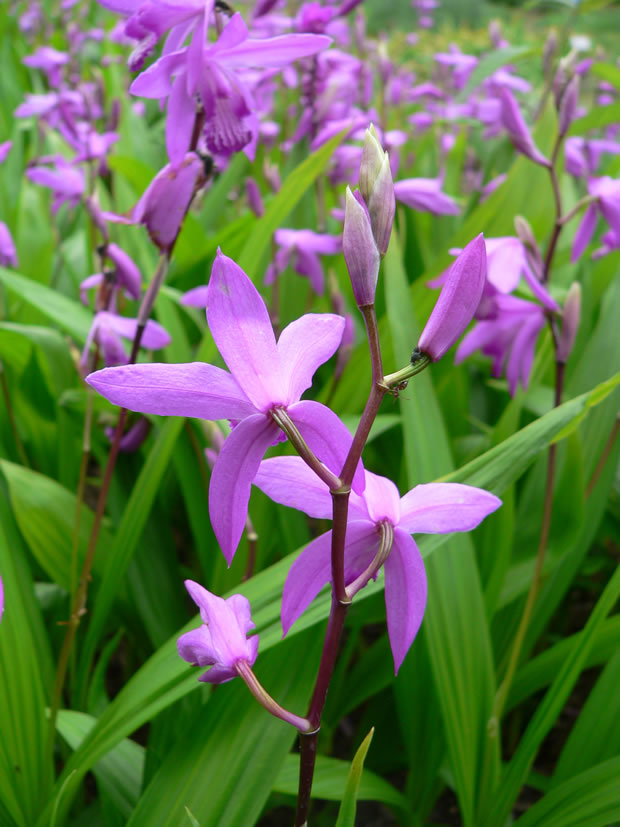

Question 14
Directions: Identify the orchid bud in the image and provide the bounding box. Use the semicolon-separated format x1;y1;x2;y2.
359;125;395;255
514;215;543;279
543;29;558;77
343;186;380;307
499;87;550;168
557;282;581;363
245;177;264;217
558;76;579;137
417;234;487;361
177;580;259;684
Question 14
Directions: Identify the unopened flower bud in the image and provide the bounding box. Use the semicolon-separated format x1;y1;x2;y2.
343;186;380;307
514;215;543;279
418;233;487;361
245;177;264;217
558;75;579;137
359;125;395;255
543;29;558;77
557;282;581;363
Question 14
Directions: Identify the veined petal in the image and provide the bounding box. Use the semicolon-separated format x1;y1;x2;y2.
180;285;209;307
257;455;373;523
166;72;195;164
571;203;598;262
281;531;332;634
253;456;333;518
277;313;345;405
220;33;332;69
288;400;365;493
86;362;256;420
281;520;376;635
130;50;186;98
398;483;501;534
363;471;401;525
384;529;427;673
209;413;280;564
207;251;283;410
508;311;544;394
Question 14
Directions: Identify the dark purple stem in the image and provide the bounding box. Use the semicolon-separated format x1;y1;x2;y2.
295;304;387;825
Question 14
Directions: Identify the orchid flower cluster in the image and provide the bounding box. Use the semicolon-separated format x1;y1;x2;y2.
87;126;501;736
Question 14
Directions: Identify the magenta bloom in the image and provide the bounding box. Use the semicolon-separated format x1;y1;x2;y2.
394;177;460;215
254;458;501;672
177;580;258;684
0;222;18;268
418;234;487;361
130;13;331;163
23;46;69;86
456;291;546;396
26;158;85;213
571;176;620;261
87;251;361;563
81;311;171;369
266;228;342;295
103;153;205;252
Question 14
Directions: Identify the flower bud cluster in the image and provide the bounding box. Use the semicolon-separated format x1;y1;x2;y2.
343;125;395;307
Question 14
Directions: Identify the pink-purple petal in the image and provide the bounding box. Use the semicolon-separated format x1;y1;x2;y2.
209;413;280;564
384;529;427;673
86;362;256;420
398;483;501;534
253;456;334;519
363;471;401;525
221;33;332;69
287;400;365;493
166;73;194;164
277;314;345;405
571;203;598;262
207;251;283;410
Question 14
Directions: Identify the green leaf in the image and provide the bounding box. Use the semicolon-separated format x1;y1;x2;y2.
56;710;144;822
0;460;111;590
126;630;322;826
590;62;620;90
482;566;620;826
0;488;54;826
0;267;92;342
515;757;620;827
237;128;348;278
568;103;620;136
335;729;374;827
508;617;620;711
552;650;620;785
77;416;185;692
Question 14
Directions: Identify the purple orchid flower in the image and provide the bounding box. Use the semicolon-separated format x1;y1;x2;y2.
0;142;12;164
0;223;17;268
265;228;342;295
26;158;85;213
22;46;69;87
571;176;620;261
87;250;363;563
81;311;171;369
103;153;205;252
177;580;258;684
254;458;501;672
394;177;460;215
455;290;547;396
130;12;331;164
